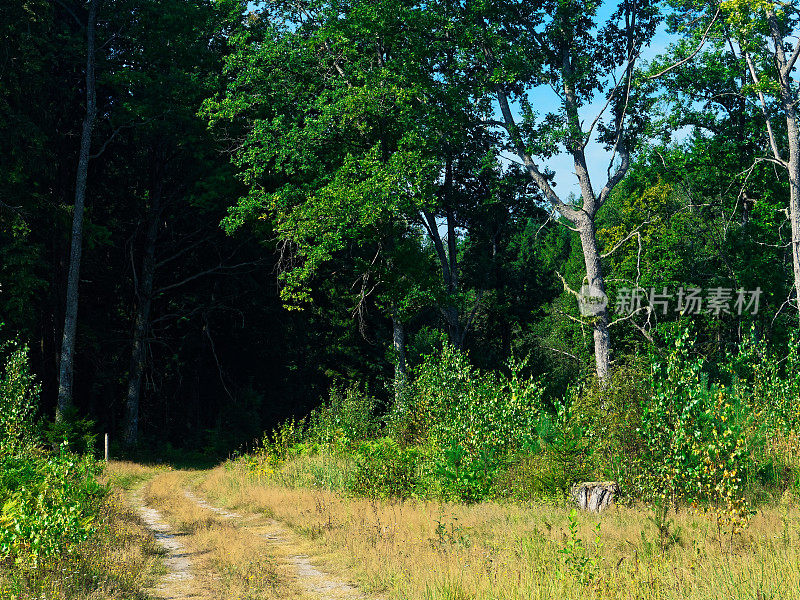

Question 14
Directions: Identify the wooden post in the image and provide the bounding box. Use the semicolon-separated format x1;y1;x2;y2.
104;433;109;462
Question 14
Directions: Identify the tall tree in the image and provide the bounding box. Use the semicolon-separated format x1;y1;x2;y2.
57;0;101;419
658;0;800;326
0;0;52;342
727;0;800;323
205;0;518;387
113;0;248;446
454;0;660;379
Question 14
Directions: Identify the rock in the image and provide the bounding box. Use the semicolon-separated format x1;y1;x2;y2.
571;481;619;512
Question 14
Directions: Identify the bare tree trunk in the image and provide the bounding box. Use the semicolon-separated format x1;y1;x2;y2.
422;209;464;348
577;218;611;381
391;310;406;403
443;305;462;347
57;0;99;420
495;73;627;381
123;180;161;447
777;42;800;324
444;209;463;346
562;47;616;382
785;106;800;324
767;10;800;324
788;152;800;325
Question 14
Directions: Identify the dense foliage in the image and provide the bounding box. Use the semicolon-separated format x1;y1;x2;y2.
0;340;104;570
241;322;800;518
3;0;800;522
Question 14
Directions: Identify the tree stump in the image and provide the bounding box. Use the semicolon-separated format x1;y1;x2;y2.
571;481;619;512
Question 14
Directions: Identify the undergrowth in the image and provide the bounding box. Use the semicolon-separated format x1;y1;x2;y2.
0;339;159;599
240;324;800;515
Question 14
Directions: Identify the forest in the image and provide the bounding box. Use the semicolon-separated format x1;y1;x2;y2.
2;0;800;598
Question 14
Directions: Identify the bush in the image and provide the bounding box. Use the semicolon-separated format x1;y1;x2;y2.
41;406;97;455
494;405;591;501
390;344;546;502
570;363;649;496
244;323;800;513
0;340;106;568
564;325;800;512
0;489;162;598
251;384;380;467
640;326;752;528
349;437;420;499
0;447;105;566
435;440;498;503
307;384;380;448
256;416;310;462
731;330;800;434
0;340;38;453
722;332;800;503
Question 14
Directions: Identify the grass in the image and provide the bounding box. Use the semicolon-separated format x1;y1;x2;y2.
140;468;290;600
106;460;165;491
195;457;800;600
247;451;356;492
19;456;793;600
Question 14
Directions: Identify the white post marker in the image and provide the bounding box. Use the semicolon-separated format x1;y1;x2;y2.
104;433;109;462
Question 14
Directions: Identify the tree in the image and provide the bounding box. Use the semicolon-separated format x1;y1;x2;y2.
454;0;660;379
107;0;250;446
57;0;101;419
205;0;524;390
724;0;800;324
654;0;800;332
0;0;52;343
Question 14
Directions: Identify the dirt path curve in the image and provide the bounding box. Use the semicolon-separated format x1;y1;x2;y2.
182;488;371;600
132;492;198;600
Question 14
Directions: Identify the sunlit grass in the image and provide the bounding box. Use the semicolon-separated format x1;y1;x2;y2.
142;470;290;600
198;459;800;600
105;460;165;491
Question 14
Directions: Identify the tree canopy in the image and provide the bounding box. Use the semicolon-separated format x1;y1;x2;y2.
1;0;799;453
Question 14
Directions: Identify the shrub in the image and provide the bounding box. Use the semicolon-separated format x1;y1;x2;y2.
719;332;800;503
349;437;420;499
435;440;496;503
731;331;800;434
251;384;380;467
641;325;752;528
0;341;106;568
390;344;546;501
257;416;310;462
571;363;649;496
0;447;105;566
494;407;591;501
0;340;38;453
569;326;800;510
306;384;380;448
41;406;97;455
248;326;800;510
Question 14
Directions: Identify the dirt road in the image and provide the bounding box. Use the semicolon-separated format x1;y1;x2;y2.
119;466;373;600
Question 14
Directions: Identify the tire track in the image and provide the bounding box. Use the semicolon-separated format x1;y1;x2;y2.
183;488;370;599
133;492;198;599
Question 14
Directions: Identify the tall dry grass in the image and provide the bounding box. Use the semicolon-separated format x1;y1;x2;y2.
142;469;292;600
198;460;800;600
